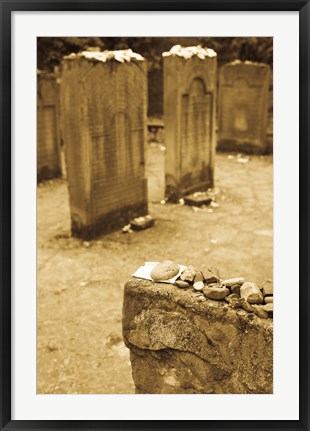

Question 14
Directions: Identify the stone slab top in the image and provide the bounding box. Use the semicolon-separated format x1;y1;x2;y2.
63;48;145;63
162;44;217;59
124;277;273;335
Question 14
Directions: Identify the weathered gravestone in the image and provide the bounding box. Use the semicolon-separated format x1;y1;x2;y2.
60;50;148;239
163;45;217;201
37;71;61;181
218;60;271;154
123;278;273;394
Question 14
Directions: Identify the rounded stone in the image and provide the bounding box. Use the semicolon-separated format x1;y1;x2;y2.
203;286;230;300
240;282;263;304
150;261;179;281
175;280;190;289
193;281;204;291
264;296;273;304
221;277;244;287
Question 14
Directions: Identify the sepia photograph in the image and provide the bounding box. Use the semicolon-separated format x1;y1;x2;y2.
37;36;273;395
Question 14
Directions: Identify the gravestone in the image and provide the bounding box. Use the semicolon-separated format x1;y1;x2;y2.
163;45;217;201
218;60;271;154
60;50;148;239
37;71;61;181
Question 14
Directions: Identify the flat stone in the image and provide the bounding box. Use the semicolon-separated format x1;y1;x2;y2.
175;280;190;289
207;266;220;278
221;277;244;287
193;281;204;291
180;265;196;283
260;280;273;296
130;215;155;231
203;286;229;300
262;303;273;313
183;193;212;207
264;296;273;304
242;301;254;313
201;265;220;284
252;305;269;319
240;282;263;304
150;260;179;281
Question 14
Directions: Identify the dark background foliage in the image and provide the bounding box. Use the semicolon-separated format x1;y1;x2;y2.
37;37;273;116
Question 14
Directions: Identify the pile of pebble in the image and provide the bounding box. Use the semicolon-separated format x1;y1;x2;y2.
150;261;273;320
162;44;217;60
64;49;144;63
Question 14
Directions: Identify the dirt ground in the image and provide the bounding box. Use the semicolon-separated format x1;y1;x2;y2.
37;148;273;394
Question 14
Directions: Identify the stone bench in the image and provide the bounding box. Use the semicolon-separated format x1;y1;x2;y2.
122;278;273;394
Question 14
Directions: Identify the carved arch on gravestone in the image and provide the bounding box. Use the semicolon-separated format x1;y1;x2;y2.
180;77;212;188
230;78;254;135
181;56;216;94
223;63;269;88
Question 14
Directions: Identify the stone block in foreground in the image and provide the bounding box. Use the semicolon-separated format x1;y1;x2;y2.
122;278;273;394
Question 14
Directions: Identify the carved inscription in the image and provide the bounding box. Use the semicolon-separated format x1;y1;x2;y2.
181;78;212;181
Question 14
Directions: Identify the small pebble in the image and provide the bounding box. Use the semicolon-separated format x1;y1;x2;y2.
240;282;263;304
264;296;273;304
151;260;179;281
175;280;190;289
46;341;58;352
252;305;269;319
221;277;244;287
242;301;254;313
193;281;204;291
203;286;229;300
122;224;131;233
202;266;220;284
260;279;273;296
180;265;196;283
262;303;273;313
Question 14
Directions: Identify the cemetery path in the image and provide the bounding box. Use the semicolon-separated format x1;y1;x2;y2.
37;151;272;394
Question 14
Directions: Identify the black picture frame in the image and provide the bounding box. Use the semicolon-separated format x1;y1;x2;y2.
1;1;309;430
